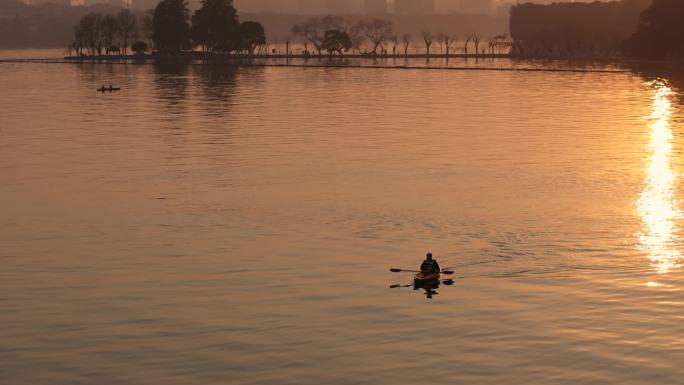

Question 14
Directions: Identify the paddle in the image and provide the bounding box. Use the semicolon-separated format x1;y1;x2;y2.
390;268;454;275
389;283;412;289
390;279;454;289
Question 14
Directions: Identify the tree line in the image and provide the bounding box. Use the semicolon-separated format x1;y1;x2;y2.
509;0;651;58
70;0;266;57
290;15;510;58
70;9;144;56
621;0;684;61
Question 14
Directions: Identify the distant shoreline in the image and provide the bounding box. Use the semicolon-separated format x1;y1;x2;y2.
61;53;513;61
3;53;682;75
0;55;633;74
2;51;651;63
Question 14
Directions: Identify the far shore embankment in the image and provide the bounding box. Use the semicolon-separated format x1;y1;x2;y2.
61;52;513;61
0;54;638;74
5;52;682;75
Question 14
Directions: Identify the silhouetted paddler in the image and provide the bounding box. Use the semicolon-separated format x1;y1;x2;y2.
420;252;440;273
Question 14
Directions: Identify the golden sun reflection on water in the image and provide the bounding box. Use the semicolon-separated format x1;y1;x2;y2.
637;81;682;273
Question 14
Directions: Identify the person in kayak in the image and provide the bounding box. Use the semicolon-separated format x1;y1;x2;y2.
420;253;440;273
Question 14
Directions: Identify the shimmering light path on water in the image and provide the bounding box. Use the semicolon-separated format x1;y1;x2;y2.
637;81;682;274
1;58;684;385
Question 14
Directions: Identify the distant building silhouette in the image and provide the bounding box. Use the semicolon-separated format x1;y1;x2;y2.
394;0;435;15
364;0;386;14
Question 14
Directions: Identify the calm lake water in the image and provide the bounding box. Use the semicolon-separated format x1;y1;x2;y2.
2;53;684;385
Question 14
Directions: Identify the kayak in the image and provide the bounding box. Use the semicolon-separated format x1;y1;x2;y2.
414;271;441;290
414;271;441;283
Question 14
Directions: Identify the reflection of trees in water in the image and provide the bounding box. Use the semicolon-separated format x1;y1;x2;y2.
192;64;238;107
76;62;128;83
192;65;266;119
665;75;684;111
75;62;136;98
630;64;684;109
153;60;190;115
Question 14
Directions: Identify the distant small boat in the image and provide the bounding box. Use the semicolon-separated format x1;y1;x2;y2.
97;86;121;92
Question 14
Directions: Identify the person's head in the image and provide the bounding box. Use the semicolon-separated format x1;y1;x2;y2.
426;252;432;260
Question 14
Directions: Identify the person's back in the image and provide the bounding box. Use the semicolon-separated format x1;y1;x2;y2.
420;252;440;273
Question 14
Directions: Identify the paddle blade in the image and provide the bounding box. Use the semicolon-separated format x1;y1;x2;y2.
390;268;403;272
441;270;454;275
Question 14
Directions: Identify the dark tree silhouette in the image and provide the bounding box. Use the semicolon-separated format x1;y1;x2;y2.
355;18;393;56
106;45;120;55
464;33;472;56
191;0;239;53
101;14;119;56
292;18;323;56
76;12;104;56
292;15;344;57
71;24;86;56
132;40;148;55
402;33;411;56
488;34;511;55
621;0;684;60
510;0;651;57
389;34;398;57
238;21;266;56
438;32;456;56
67;0;267;59
322;29;352;57
140;9;154;46
471;33;482;56
421;30;433;56
153;0;190;55
117;9;137;56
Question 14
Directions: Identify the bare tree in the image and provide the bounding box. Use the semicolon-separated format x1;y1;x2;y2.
283;34;292;56
71;24;86;56
101;14;119;56
464;34;472;56
489;33;512;55
77;13;104;56
389;33;398;57
421;30;433;56
117;9;138;56
348;23;367;54
355;18;393;56
471;33;482;56
140;9;154;47
291;18;324;56
291;15;344;57
401;33;411;56
439;32;457;56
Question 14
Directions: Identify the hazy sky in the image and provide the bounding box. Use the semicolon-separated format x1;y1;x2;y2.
232;0;518;15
